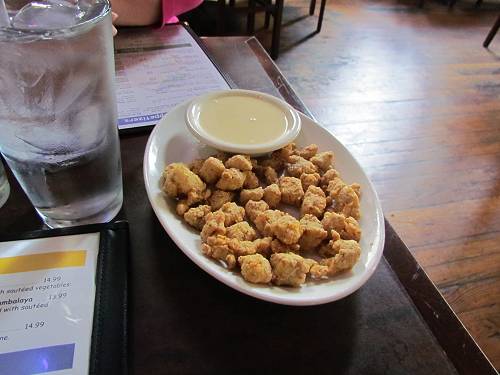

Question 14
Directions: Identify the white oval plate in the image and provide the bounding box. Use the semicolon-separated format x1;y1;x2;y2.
144;100;385;306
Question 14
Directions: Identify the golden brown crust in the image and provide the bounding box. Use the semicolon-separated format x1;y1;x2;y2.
300;172;321;192
279;176;304;206
199;157;225;184
310;151;334;171
216;168;246;191
162;144;362;288
218;202;245;227
301;185;327;218
226;221;257;241
238;254;272;284
225;155;253;171
286;155;318;178
240;187;264;205
184;205;212;230
262;184;281;208
245;200;269;223
209;190;235;211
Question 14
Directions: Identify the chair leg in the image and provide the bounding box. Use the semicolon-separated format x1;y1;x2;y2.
316;0;327;33
217;0;225;35
309;0;316;15
447;0;456;9
264;0;271;29
270;0;284;59
265;11;271;29
483;15;500;48
229;0;235;5
247;0;256;34
475;0;482;7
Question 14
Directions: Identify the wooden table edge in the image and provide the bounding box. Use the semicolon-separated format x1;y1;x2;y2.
205;36;498;375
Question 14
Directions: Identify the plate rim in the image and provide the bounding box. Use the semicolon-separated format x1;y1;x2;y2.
143;99;385;306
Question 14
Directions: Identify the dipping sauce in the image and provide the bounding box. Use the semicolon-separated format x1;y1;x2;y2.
198;95;289;145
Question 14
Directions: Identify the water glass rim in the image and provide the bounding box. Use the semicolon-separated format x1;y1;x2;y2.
0;0;110;41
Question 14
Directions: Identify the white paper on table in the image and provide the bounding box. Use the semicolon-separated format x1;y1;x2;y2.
114;24;231;130
0;233;100;375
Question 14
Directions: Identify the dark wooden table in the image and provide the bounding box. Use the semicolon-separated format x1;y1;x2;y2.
0;36;496;375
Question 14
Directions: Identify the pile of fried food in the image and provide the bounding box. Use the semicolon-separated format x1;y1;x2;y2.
161;143;362;287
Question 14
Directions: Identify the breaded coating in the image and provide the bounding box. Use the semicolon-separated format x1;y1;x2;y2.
301;185;327;218
189;158;205;175
336;185;361;220
240;187;264;205
245;200;269;222
299;214;328;251
254;237;273;257
300;172;321;192
322;212;347;237
286;155;318;178
272;143;296;163
216;168;246;191
201;211;226;242
259;156;283;172
184;205;212;230
320;169;340;189
263;184;281;208
186;188;211;207
225;155;253;171
202;235;236;269
165;143;362;286
270;253;311;287
263;166;279;185
310;151;334;171
243;171;260;189
231;237;272;257
199;157;225;184
163;163;206;198
325;177;345;198
238;254;272;284
214;152;230;162
226;221;257;241
208;190;235;210
279;176;304;206
319;236;358;259
176;200;190;216
254;209;286;236
218;202;245;227
228;238;257;257
351;183;361;198
271;239;300;254
342;216;361;241
320;240;361;275
270;214;303;245
309;264;329;279
296;144;318;160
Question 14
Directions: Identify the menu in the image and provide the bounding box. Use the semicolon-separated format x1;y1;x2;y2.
0;233;99;375
114;24;231;130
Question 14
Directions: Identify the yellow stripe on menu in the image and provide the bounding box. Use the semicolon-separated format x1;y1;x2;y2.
0;251;86;274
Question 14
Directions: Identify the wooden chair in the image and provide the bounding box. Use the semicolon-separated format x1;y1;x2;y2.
243;0;327;59
483;14;500;48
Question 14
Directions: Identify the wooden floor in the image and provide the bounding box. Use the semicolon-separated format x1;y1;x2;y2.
271;0;500;368
189;0;500;368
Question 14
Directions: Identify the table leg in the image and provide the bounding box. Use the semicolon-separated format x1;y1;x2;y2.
483;14;500;48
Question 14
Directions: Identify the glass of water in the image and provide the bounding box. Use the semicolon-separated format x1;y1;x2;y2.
0;0;123;228
0;161;10;209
